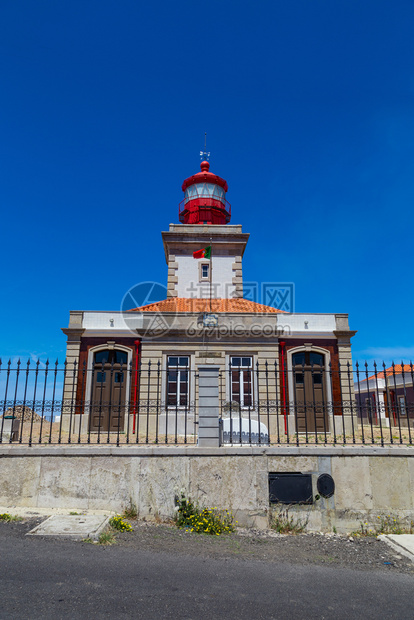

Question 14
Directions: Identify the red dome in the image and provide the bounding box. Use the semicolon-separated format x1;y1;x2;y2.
181;161;228;193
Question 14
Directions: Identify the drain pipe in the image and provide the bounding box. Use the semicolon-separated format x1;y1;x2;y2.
132;340;141;434
280;341;288;434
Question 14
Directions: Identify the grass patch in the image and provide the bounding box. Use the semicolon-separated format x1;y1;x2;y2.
175;494;236;536
270;507;308;534
98;531;116;545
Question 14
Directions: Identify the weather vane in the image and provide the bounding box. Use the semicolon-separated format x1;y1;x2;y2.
200;132;210;161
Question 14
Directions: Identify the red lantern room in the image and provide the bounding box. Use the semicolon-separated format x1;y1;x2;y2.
179;160;231;225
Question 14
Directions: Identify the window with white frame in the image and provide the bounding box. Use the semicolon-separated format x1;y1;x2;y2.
399;395;406;416
230;356;253;407
167;356;190;407
199;263;210;281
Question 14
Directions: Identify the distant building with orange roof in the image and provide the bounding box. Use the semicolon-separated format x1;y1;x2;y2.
355;364;414;428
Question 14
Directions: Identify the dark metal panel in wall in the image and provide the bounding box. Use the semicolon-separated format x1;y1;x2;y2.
269;472;313;504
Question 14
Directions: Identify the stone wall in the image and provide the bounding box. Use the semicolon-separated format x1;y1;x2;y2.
1;446;414;534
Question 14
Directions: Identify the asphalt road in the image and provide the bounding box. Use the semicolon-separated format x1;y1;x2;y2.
1;523;413;619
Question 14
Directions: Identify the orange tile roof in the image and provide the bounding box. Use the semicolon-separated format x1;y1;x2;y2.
129;298;284;313
364;364;414;381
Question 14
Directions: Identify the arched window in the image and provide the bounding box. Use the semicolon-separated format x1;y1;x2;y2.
94;350;128;365
292;352;324;367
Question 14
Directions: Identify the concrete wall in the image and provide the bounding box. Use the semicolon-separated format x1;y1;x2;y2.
1;446;414;534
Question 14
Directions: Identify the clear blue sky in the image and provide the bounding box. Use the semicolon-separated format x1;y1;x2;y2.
1;0;413;366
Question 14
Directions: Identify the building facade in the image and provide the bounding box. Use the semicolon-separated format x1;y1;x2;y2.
62;159;356;441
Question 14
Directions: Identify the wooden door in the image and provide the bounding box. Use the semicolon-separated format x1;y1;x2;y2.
292;352;328;433
90;350;128;432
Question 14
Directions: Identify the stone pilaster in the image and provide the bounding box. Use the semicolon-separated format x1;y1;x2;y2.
167;255;178;298
61;312;85;431
197;365;220;447
231;256;243;298
334;321;358;435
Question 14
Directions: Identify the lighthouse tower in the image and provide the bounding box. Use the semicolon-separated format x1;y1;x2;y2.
162;158;249;299
179;160;231;225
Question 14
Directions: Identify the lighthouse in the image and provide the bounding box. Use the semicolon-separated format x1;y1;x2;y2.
179;160;231;225
162;156;248;299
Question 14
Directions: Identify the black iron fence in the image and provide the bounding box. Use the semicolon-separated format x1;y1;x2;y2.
219;359;414;447
0;358;198;446
1;357;414;446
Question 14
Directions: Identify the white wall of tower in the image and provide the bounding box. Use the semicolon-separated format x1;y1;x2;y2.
175;255;236;298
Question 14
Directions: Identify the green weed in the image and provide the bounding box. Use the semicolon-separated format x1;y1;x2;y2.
0;513;21;522
98;531;115;545
122;502;138;520
354;514;414;537
270;507;308;534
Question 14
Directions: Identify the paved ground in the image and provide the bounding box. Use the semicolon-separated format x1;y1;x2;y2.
0;517;414;619
27;514;110;540
379;533;414;561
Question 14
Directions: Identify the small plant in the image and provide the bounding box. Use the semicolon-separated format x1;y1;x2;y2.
333;526;337;534
98;531;115;545
175;494;235;535
69;511;80;515
355;514;414;537
355;522;376;537
82;537;94;544
122;502;138;520
270;506;308;534
0;513;20;522
353;515;414;537
109;514;133;532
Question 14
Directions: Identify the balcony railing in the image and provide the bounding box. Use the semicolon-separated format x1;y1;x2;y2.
178;197;231;224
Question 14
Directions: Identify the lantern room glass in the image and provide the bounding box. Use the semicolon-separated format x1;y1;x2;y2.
184;183;225;204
